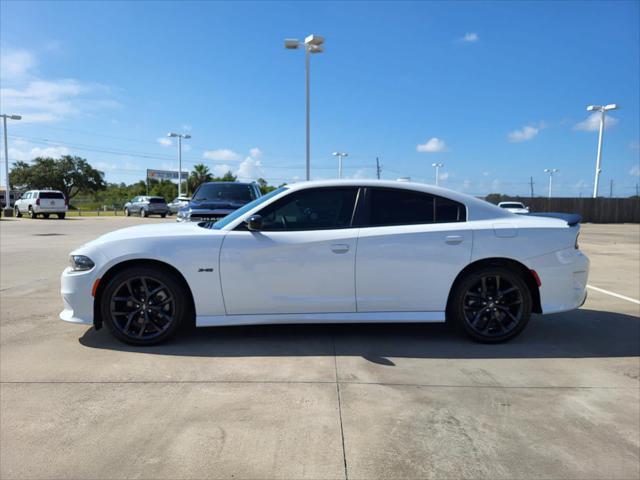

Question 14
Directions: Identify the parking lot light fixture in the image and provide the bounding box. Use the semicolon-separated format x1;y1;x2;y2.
1;113;22;217
586;103;618;198
432;163;444;186
167;132;191;197
285;34;325;181
544;168;559;199
332;152;348;179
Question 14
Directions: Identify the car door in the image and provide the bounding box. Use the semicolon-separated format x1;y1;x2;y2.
355;187;472;312
219;187;360;315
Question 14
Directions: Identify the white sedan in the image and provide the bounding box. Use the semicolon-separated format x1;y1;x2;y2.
60;180;589;345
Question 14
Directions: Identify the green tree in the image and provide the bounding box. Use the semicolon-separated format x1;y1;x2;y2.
189;163;213;192
10;156;105;199
217;170;237;182
256;177;276;195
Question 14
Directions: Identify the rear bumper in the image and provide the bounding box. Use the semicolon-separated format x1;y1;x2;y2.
527;248;589;314
34;206;68;213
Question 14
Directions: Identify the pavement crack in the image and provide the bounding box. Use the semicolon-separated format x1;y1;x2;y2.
332;336;349;480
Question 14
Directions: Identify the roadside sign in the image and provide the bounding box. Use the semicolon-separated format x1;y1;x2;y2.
147;169;189;181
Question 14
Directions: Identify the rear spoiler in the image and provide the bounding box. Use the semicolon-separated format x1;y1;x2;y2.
527;212;582;226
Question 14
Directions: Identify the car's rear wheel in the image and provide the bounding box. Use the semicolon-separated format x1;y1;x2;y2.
140;208;147;218
58;213;65;219
448;266;532;343
29;207;37;219
100;266;186;345
160;213;166;218
43;213;50;219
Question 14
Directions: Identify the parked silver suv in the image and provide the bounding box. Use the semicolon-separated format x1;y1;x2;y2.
14;190;68;219
124;196;169;218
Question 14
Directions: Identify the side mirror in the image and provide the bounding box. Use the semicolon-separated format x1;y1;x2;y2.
245;214;263;231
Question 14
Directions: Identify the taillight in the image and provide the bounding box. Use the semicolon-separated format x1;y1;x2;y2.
36;198;40;206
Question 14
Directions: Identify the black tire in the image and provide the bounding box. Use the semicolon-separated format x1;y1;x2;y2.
448;266;532;343
29;207;37;219
140;208;147;218
43;213;50;219
124;208;130;217
100;266;187;346
15;206;22;218
58;213;65;219
160;213;167;218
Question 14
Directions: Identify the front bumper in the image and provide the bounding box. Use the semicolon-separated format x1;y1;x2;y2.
528;247;590;314
59;267;97;325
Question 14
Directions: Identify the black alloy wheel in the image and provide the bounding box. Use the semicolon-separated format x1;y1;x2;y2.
101;267;186;345
449;266;532;343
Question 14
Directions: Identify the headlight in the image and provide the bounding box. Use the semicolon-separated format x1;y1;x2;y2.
176;209;190;222
69;255;95;271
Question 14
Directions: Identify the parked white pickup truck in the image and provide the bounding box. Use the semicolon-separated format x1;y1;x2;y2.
14;190;68;219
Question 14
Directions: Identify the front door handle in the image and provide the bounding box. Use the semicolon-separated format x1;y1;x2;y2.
330;244;350;254
445;235;464;245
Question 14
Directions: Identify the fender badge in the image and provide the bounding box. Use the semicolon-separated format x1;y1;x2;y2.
198;268;214;272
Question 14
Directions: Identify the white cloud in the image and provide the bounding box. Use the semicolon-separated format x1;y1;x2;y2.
460;32;479;43
346;168;369;180
182;124;192;131
574;113;619;132
8;144;69;161
1;48;118;123
508;125;539;142
203;148;241;161
417;137;447;153
630;165;640;176
236;155;264;181
249;147;262;158
157;137;172;147
212;164;233;176
461;179;472;191
0;49;36;79
482;171;490;177
438;171;450;182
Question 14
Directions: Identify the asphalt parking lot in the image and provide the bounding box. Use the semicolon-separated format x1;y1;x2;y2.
1;217;639;480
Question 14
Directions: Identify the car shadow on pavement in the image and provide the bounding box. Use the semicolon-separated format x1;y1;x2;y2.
79;308;640;361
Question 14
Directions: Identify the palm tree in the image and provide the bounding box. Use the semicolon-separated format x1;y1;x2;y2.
189;164;213;192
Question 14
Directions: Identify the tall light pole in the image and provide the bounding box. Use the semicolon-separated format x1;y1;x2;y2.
285;34;325;181
586;104;618;198
1;114;21;216
167;132;191;197
544;168;558;199
432;162;443;186
333;152;348;179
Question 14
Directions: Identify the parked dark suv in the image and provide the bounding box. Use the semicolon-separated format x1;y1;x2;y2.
124;196;169;218
176;182;261;222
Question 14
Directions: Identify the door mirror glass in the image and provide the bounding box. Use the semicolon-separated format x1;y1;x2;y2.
245;214;263;231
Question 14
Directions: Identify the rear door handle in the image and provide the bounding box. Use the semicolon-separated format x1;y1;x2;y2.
330;244;350;254
445;235;464;245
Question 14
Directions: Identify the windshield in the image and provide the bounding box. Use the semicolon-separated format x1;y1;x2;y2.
208;187;288;230
500;203;525;209
193;183;256;203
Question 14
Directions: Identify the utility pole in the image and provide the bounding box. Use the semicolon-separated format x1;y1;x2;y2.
1;113;21;217
332;152;348;179
544;168;558;199
529;176;534;198
609;179;614;198
167;132;191;197
432;163;443;186
636;183;639;197
376;157;381;180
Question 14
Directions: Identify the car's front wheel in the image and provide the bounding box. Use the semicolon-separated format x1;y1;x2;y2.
140;208;147;218
14;206;22;218
448;266;532;343
100;266;187;345
124;208;130;217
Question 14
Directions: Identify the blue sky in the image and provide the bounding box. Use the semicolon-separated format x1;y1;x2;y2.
1;0;639;196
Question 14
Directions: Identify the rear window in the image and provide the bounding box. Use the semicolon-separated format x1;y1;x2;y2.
149;198;166;204
500;203;524;209
193;183;255;203
39;192;64;199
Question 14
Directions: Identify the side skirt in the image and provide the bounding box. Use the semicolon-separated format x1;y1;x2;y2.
196;311;446;327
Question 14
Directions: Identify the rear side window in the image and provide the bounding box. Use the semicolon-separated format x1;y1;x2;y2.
257;187;358;231
39;192;64;199
365;188;466;226
149;198;166;204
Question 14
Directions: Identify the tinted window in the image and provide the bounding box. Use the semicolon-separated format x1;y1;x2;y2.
149;198;166;204
368;188;434;226
193;183;256;203
500;203;524;209
211;187;287;230
257;188;358;231
436;196;465;222
39;192;64;199
366;188;465;226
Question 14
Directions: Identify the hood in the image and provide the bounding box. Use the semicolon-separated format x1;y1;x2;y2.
80;222;212;248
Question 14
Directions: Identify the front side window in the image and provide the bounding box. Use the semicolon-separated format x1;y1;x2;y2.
257;187;359;231
210;187;288;230
365;188;466;226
